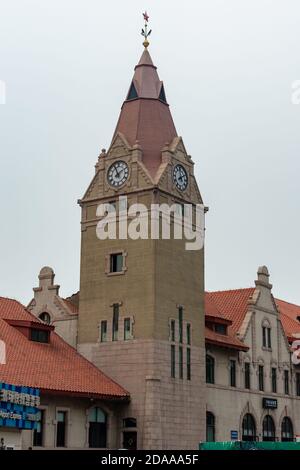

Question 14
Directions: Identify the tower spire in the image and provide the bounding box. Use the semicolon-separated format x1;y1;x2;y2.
141;11;151;48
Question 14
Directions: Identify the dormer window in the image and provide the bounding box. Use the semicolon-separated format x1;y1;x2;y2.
214;324;227;335
30;328;50;344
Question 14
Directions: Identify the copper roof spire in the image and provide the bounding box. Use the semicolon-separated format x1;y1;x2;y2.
112;14;177;177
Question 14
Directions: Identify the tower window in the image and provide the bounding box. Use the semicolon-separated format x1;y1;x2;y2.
112;304;119;341
179;346;183;379
186;323;191;345
187;347;191;380
171;345;175;378
124;318;131;340
170;320;175;342
126;82;138;100
178;306;183;343
110;253;123;273
100;321;107;342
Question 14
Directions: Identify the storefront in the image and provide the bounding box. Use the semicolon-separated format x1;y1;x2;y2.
0;382;40;450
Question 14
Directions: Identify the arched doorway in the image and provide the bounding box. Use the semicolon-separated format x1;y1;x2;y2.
206;412;215;442
281;417;294;442
242;413;256;441
88;407;107;448
262;415;276;442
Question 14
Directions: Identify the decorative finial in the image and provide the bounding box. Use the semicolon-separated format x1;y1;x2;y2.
141;11;151;48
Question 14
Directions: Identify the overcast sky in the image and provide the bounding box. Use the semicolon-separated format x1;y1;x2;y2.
0;0;299;305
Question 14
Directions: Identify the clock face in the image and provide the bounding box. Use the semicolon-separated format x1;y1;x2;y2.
173;164;188;191
107;161;129;188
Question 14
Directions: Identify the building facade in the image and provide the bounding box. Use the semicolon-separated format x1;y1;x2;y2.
76;46;206;450
0;297;129;450
205;266;300;443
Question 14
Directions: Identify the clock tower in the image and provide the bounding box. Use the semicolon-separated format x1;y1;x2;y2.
77;31;205;449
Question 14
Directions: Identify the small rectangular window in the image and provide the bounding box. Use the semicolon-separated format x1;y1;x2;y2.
110;253;123;273
124;318;131;340
267;328;271;348
186;323;191;345
296;373;300;396
258;365;264;391
244;363;251;389
30;329;49;344
179;346;183;379
56;411;67;447
171;345;175;378
230;360;236;387
112;304;119;341
284;370;289;395
187;348;191;380
100;321;107;342
33;410;44;447
178;307;183;343
271;367;277;393
215;324;227;335
262;327;266;347
170;320;175;342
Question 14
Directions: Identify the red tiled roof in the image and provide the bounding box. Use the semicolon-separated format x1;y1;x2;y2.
0;297;129;400
206;288;255;333
205;290;300;345
205;327;248;352
276;299;300;341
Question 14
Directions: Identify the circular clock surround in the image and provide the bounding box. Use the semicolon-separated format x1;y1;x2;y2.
173;164;188;191
107;160;129;188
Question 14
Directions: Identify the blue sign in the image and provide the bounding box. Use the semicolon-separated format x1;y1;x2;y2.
0;382;40;430
231;430;238;440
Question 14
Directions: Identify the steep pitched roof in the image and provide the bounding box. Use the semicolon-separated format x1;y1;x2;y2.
0;297;129;400
205;327;248;352
112;48;177;177
206;288;255;334
276;299;300;341
205;289;300;344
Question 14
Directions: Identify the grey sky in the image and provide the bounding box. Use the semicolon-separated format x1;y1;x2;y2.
0;0;299;305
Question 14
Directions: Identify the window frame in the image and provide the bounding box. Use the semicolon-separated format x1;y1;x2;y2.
230;359;236;387
206;354;215;384
258;365;264;391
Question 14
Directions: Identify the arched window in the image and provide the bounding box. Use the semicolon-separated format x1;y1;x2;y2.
262;415;275;441
206;355;215;384
206;412;215;442
262;319;271;348
281;417;294;442
39;312;51;325
88;408;107;448
242;414;256;441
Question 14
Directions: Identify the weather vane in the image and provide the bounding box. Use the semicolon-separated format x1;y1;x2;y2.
141;11;151;48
